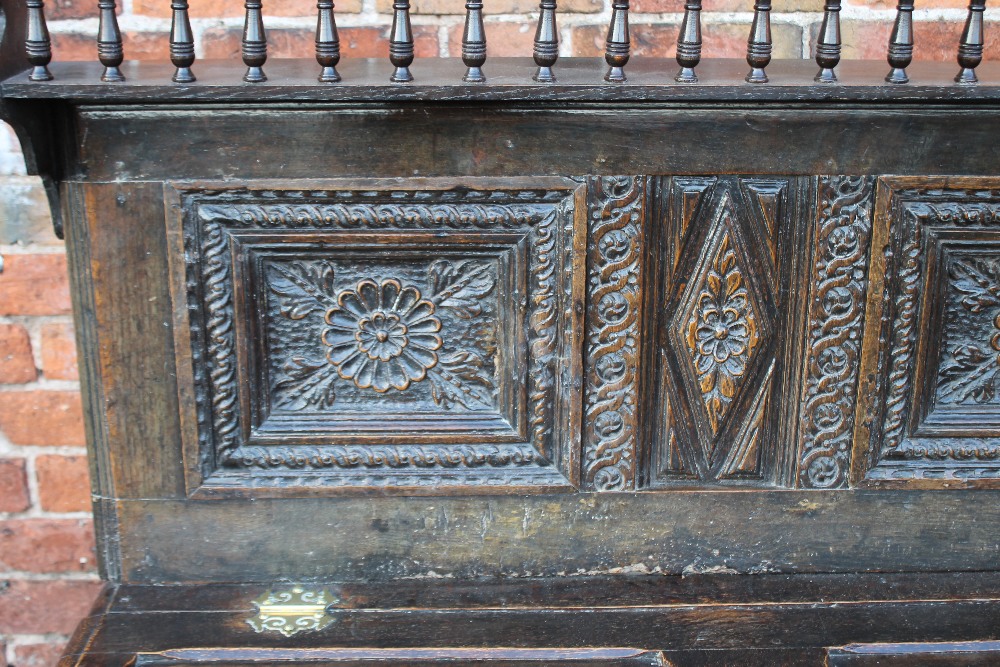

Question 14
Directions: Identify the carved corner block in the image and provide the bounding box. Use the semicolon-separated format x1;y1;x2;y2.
166;181;585;495
854;178;1000;488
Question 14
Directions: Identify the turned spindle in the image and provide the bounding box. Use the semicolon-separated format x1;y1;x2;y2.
745;0;772;83
98;0;124;82
533;0;559;82
462;0;487;82
170;0;196;83
25;0;53;82
316;0;341;82
242;0;267;82
956;0;987;84
389;0;414;82
814;0;841;83
885;0;914;83
675;0;702;83
604;0;630;82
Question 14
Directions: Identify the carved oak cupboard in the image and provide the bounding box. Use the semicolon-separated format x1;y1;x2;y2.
2;0;1000;663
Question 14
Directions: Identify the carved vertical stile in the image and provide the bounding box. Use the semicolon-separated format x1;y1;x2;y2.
97;0;124;82
170;0;196;83
885;0;914;84
389;0;415;82
675;0;702;82
956;0;986;84
583;177;645;491
604;0;630;83
25;0;53;81
795;176;875;489
462;0;487;82
745;0;772;83
316;0;342;83
533;0;559;82
242;0;267;82
815;0;842;83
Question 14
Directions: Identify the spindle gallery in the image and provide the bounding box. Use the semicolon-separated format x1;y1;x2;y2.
3;0;1000;664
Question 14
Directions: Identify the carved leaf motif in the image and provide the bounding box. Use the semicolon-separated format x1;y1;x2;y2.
272;357;338;411
428;260;497;318
950;257;1000;313
428;351;495;411
267;262;337;320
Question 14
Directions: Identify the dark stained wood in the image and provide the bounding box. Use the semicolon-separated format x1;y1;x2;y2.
241;0;267;82
315;0;341;83
885;0;913;84
24;0;52;81
745;0;771;83
97;0;124;82
674;0;701;83
827;642;1000;666
388;0;414;82
956;0;986;84
603;0;629;82
814;0;841;83
461;0;486;83
532;0;558;82
169;0;195;83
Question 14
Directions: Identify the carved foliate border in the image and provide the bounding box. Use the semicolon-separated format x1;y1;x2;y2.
582;177;645;491
796;176;875;489
862;183;1000;484
174;186;582;492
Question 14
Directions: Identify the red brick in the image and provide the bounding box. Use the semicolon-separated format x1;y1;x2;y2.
572;22;802;59
845;0;967;9
0;391;85;446
379;0;598;14
447;22;536;57
202;26;441;60
831;20;1000;62
36;456;92;513
12;643;66;667
40;322;78;381
0;324;36;384
0;460;30;514
0;254;71;316
124;32;171;61
46;0;111;20
135;0;360;17
632;0;814;12
0;641;6;667
50;33;94;62
0;579;103;635
0;519;96;573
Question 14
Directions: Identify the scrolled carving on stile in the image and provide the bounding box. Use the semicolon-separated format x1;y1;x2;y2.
529;209;559;460
583;176;643;491
798;176;874;489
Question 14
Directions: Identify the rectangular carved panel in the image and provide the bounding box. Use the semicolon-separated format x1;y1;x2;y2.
855;178;1000;487
646;176;801;487
167;181;585;495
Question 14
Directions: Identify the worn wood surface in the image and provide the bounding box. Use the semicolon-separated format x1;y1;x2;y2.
827;641;1000;666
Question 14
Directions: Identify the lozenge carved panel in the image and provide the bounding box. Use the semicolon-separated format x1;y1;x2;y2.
647;176;798;487
167;181;585;495
855;178;1000;487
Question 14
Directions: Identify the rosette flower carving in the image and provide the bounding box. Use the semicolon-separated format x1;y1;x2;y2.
323;279;443;392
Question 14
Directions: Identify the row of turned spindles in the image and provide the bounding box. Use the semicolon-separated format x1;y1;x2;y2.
24;0;989;86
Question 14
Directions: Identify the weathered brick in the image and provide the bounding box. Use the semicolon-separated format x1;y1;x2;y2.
830;20;1000;62
124;32;172;61
50;33;94;62
0;391;85;446
632;0;816;13
379;0;599;15
0;519;96;573
11;642;66;667
447;22;536;57
40;322;78;381
0;323;37;385
0;176;58;246
46;0;109;20
0;579;103;635
572;22;802;59
845;0;967;9
0;253;71;316
36;456;92;513
0;460;30;514
135;0;360;18
202;26;441;60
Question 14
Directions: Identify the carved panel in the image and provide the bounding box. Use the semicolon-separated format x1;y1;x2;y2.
857;179;1000;486
648;177;794;486
583;176;645;491
168;183;584;495
796;176;876;489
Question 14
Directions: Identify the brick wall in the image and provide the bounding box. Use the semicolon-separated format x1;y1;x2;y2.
0;0;997;664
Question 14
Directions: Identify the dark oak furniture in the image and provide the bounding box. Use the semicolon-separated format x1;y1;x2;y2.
3;0;1000;664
